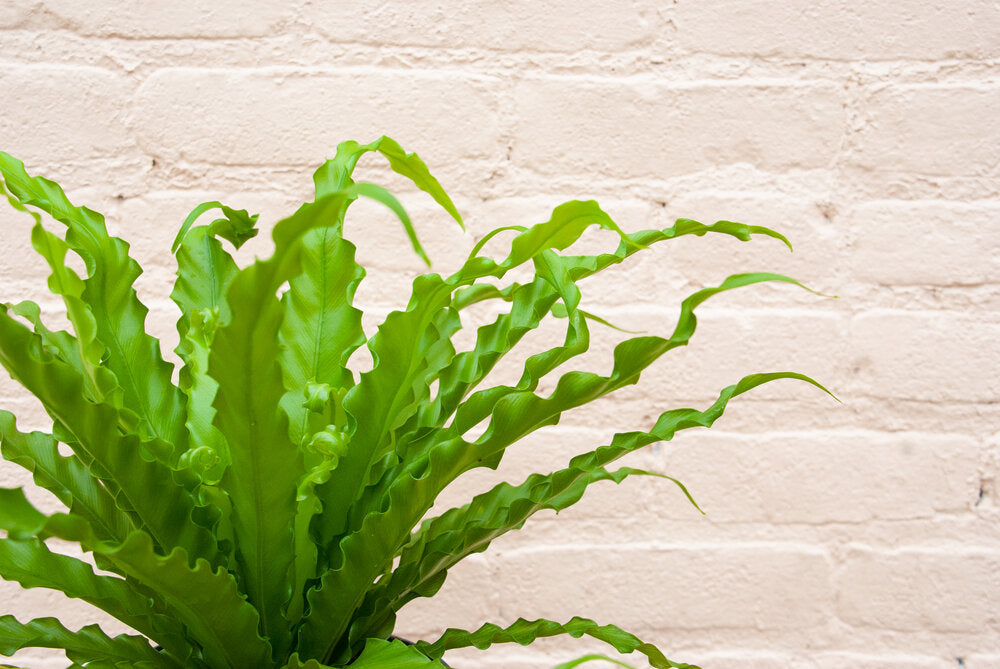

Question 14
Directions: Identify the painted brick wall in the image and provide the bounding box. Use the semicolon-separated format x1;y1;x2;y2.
1;2;998;667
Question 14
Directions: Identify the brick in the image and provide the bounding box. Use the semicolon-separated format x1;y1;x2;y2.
512;79;843;179
837;547;1000;632
846;201;1000;286
4;652;67;669
0;205;54;301
40;0;291;37
0;396;49;437
0;453;29;486
636;308;847;402
341;197;475;281
132;69;501;167
695;654;950;669
0;0;32;27
850;85;1000;176
308;0;654;52
849;310;1000;402
678;653;813;669
814;655;953;669
657;193;847;290
0;66;133;165
493;544;833;631
673;0;1000;60
646;431;979;523
2;1;1000;660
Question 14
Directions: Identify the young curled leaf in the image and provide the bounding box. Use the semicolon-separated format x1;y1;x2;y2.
171;201;259;253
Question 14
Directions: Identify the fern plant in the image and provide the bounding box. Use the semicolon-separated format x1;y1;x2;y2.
0;137;830;669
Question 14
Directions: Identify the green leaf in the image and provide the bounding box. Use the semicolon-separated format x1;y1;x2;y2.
289;132;462;464
5;300;76;365
279;231;365;446
0;487;48;538
0;304;220;565
95;533;271;669
28;222;109;397
369;210;779;488
365;370;833;647
0;615;171;667
313;136;462;226
313;137;463;268
427;273;808;495
5;301;102;410
0;537;189;659
282;639;449;668
0;176;119;409
4;299;137;449
281;655;335;669
392;278;562;453
300;204;609;660
449;216;790;315
0;490;269;669
0;410;133;543
353;181;430;266
33;232;98;377
413;617;698;669
561;217;791;281
211;259;299;654
439;216;801;437
551;303;646;334
0;152;187;457
574;370;836;472
347;638;448;668
171;225;241;325
209;184;415;653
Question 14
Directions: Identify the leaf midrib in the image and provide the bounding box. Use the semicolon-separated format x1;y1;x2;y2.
245;325;270;641
311;226;331;385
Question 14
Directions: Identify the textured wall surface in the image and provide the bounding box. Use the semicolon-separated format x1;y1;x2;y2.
1;2;999;668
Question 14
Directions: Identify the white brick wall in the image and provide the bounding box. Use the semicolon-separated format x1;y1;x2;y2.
1;2;998;667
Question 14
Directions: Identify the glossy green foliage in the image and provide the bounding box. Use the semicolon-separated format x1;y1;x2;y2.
0;137;832;669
